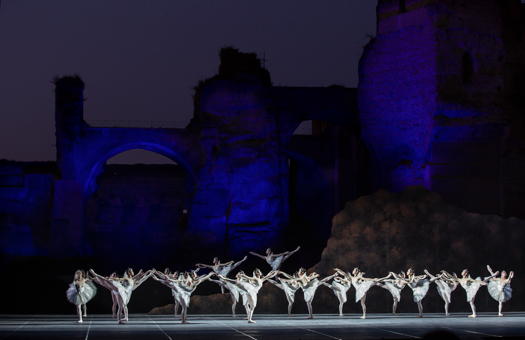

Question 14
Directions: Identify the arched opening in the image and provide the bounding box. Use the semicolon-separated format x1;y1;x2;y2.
462;51;474;85
84;148;192;269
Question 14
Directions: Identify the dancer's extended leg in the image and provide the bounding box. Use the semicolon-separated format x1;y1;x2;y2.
360;295;367;319
417;301;423;317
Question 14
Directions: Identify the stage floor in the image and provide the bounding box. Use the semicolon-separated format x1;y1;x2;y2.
1;313;525;339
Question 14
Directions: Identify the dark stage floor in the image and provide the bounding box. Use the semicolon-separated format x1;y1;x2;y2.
1;313;525;340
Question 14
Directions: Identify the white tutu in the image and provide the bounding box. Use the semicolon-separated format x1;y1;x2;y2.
409;279;429;303
66;281;97;305
380;281;403;302
488;281;512;303
435;280;456;304
461;277;483;302
353;279;375;302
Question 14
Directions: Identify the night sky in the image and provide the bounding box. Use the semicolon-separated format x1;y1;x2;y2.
0;1;376;163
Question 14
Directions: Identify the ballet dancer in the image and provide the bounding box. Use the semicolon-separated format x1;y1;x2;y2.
66;270;97;323
452;268;498;318
219;269;279;323
394;268;429;317
209;271;249;317
321;274;352;317
336;267;385;319
294;268;338;319
152;271;186;319
249;246;301;270
91;271;119;318
376;271;406;314
424;270;458;316
154;270;214;323
486;265;514;316
90;268;153;324
196;256;247;293
267;275;301;316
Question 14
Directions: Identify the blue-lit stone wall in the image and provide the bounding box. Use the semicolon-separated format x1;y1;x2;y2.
359;0;525;216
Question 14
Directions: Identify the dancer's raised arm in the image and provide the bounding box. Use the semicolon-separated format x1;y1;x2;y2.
375;272;393;282
334;268;349;278
249;251;266;260
274;270;294;279
283;246;300;260
196;263;213;269
231;256;248;270
424;269;440;282
319;272;338;283
133;269;153;290
262;270;280;281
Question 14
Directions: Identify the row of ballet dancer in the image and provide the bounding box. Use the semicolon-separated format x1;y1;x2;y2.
66;246;514;324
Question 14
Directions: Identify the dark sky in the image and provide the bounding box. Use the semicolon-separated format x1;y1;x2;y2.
0;1;376;163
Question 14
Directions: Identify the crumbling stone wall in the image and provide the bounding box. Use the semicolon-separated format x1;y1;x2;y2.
359;0;525;218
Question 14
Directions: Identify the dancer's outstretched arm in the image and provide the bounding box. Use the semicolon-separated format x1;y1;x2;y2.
196;263;213;269
424;269;438;282
133;270;154;290
390;272;409;283
375;272;393;282
153;270;169;280
272;246;299;258
281;246;301;260
151;274;173;287
275;270;293;279
508;271;514;283
262;270;279;281
440;270;455;279
320;273;338;283
249;251;267;260
334;268;349;278
231;256;248;270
